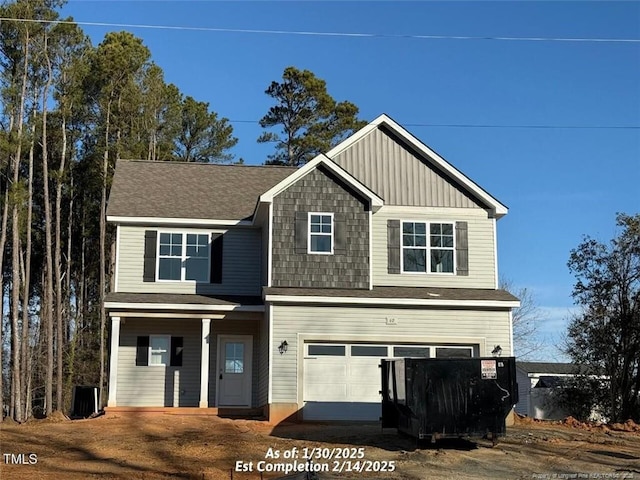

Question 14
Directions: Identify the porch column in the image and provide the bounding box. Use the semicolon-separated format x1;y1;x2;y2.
199;318;211;408
107;317;121;407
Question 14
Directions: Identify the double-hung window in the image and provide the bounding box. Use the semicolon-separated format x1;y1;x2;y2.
149;335;170;366
158;232;209;281
308;213;333;254
402;221;454;273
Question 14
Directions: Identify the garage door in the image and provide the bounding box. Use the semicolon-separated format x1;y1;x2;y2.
303;343;475;421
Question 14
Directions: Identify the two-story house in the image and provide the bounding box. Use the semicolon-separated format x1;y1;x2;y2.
104;114;519;423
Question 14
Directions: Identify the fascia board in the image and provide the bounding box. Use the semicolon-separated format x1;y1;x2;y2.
104;301;264;312
264;294;520;309
258;155;383;209
106;216;253;227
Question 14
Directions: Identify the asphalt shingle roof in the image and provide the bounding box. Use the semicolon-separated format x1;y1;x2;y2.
105;292;263;306
106;160;297;221
264;286;519;302
516;361;578;375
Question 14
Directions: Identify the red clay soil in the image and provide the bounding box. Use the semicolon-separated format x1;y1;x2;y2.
1;413;639;480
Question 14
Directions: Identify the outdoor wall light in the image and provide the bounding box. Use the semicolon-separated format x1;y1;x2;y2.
491;345;502;357
278;340;288;355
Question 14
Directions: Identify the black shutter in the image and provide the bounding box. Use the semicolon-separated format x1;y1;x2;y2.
455;221;469;276
294;211;308;254
170;337;183;367
210;233;223;284
334;213;346;255
387;220;401;274
136;336;150;366
143;230;157;282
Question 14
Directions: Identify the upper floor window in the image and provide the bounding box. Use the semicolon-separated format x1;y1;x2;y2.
308;213;333;254
402;221;454;274
158;232;209;281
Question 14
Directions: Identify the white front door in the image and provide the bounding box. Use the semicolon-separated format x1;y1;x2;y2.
217;335;252;407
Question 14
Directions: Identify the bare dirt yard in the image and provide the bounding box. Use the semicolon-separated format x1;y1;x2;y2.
1;413;639;480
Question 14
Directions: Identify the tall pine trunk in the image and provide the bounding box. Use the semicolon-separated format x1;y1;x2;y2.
42;32;55;415
99;99;112;407
9;24;31;424
20;117;36;420
55;101;67;412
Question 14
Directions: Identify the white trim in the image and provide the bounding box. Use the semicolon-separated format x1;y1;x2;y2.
199;318;211;408
368;209;373;290
326;114;508;218
267;202;273;287
107;216;252;227
400;220;456;275
216;334;253;407
264;294;520;308
267;304;273;404
114;225;121;293
148;335;171;366
307;212;334;255
104;301;264;312
493;218;499;289
107;317;121;407
108;311;229;319
258;155;383;210
509;309;514;357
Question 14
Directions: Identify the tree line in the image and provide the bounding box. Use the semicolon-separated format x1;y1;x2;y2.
0;0;365;422
2;0;637;425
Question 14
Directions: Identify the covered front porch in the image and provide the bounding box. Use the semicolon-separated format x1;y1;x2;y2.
104;293;266;411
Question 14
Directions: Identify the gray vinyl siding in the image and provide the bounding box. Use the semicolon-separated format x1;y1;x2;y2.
373;206;496;289
257;312;270;407
331;126;484;208
271;166;370;289
270;304;512;404
515;369;532;416
207;317;261;408
116;225;262;295
116;319;201;407
115;316;261;408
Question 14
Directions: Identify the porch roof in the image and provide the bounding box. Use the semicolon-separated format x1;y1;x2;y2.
264;286;518;301
104;292;264;313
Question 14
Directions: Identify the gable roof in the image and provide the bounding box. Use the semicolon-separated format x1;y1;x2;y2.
326;114;509;218
258;154;384;210
106;160;296;224
516;361;578;375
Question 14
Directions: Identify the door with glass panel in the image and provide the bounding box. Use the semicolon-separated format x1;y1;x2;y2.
217;335;252;406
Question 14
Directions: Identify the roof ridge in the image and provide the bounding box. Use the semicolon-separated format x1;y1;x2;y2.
116;159;297;169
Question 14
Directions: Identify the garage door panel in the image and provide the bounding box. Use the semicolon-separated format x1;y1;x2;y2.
303;402;381;421
348;384;381;402
305;383;347;401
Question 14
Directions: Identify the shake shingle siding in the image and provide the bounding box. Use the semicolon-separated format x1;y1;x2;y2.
271;166;370;289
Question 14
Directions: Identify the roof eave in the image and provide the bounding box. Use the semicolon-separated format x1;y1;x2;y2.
264;294;520;308
106;216;253;227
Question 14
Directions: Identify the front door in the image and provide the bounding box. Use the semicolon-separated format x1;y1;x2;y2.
217;335;252;407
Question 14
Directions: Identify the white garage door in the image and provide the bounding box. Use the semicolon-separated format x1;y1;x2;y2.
303;343;475;421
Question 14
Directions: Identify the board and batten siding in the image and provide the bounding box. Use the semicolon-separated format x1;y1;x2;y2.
270;305;512;404
515;369;532;416
331;126;483;208
116;319;201;407
373;206;496;289
116;225;262;295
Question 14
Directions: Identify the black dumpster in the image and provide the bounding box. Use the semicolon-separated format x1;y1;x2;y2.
381;357;518;442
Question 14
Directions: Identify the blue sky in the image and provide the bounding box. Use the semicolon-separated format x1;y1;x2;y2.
60;1;640;361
